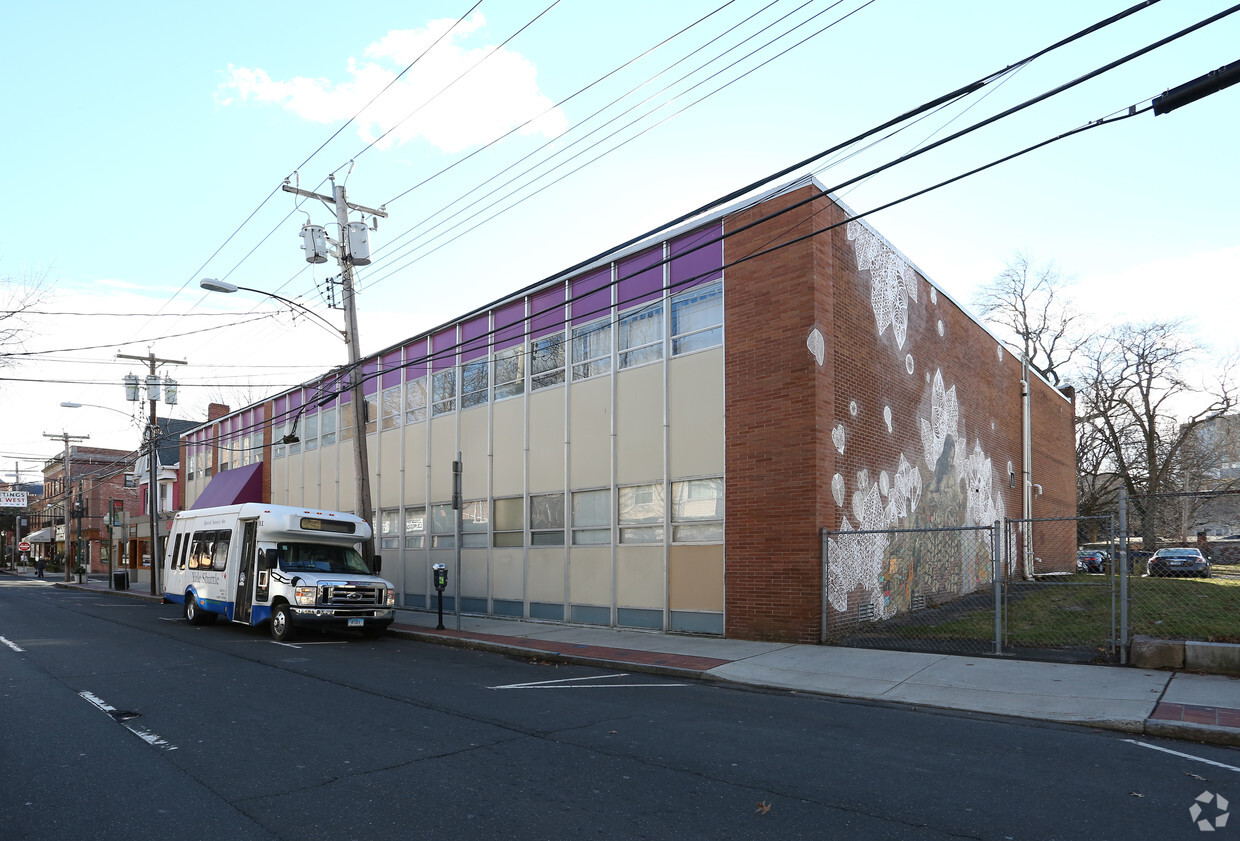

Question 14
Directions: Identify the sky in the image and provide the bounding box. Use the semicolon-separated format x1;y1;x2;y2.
2;0;1238;480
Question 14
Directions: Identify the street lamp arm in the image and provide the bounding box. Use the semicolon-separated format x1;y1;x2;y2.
199;278;347;342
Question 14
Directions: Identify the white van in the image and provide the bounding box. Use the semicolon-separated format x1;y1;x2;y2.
162;503;396;641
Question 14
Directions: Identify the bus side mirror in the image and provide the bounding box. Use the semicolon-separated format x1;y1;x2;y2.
372;554;382;574
262;549;278;570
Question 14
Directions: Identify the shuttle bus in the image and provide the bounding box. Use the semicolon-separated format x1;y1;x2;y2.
162;503;396;641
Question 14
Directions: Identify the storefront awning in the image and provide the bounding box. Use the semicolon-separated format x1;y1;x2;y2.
190;462;264;509
25;528;53;543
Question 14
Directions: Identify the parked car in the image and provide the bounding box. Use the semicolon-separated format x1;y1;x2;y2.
1147;547;1211;578
1076;550;1106;574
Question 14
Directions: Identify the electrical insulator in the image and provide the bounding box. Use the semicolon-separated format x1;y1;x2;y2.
346;220;371;266
124;373;140;402
145;374;161;402
164;376;178;406
300;224;329;264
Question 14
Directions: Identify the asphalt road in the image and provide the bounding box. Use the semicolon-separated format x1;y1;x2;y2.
1;578;1237;841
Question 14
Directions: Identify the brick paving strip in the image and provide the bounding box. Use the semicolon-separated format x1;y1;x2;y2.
1151;702;1240;730
393;625;732;673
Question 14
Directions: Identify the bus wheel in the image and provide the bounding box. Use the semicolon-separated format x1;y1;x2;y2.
186;595;204;625
271;603;294;642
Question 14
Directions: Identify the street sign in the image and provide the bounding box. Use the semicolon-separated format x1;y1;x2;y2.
0;491;28;508
17;541;30;552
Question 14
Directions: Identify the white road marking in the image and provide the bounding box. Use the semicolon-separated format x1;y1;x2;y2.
0;636;25;652
489;673;686;690
78;690;178;751
1123;740;1240;773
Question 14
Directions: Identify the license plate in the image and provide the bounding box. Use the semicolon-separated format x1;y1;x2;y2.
348;618;364;627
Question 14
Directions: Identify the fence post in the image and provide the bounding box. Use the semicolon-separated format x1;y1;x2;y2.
821;527;829;644
1118;489;1129;665
993;520;1003;655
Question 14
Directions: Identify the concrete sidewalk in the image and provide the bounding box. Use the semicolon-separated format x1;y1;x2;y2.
14;570;1239;747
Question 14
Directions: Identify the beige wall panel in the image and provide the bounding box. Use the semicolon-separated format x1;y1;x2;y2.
429;416;456;501
461;550;487;598
569;546;611;605
401;552;428;596
528;389;565;492
321;448;339;511
403;424;427;504
570;377;611;489
669;348;725;478
300;451;320;508
272;458;288;504
460;409;488;500
367;434;380;496
616;364;665;484
616;546;665;608
528;549;566;602
492;399;525;497
668;545;724;611
491;549;525;601
337;442;357;512
378;429;402;507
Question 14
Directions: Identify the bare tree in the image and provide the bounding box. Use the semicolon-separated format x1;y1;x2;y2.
1076;319;1236;549
0;265;52;368
972;252;1083;386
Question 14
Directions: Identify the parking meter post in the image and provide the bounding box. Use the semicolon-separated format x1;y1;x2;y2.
432;563;448;630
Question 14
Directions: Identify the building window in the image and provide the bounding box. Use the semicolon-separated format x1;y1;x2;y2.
572;320;611;381
461;359;489;409
380;509;401;550
530;493;565;546
304;413;319;452
431;503;456;549
618;303;664;369
494;347;525;400
572;489;610;545
404;506;426;550
340;402;354;442
432;370;456;416
671;280;723;355
671;478;724;542
493;497;524;547
406;377;427;424
321;407;337;446
461;500;488;548
364;393;379;434
531;332;565;390
273;421;286;459
382;386;402;431
619;483;665;543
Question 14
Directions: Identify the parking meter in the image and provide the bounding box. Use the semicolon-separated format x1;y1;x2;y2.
432;563;448;629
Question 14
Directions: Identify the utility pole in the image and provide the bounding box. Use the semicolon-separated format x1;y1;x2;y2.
43;432;89;582
118;350;187;595
281;175;387;572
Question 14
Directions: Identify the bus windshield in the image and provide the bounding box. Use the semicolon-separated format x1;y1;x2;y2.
273;542;371;575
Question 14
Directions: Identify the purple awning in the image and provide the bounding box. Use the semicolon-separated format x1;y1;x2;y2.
191;462;264;509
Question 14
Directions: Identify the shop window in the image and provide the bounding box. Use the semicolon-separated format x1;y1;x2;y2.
405;377;427;424
671;280;723;355
432;370;457;416
572;489;610;545
618;304;664;369
431;503;456;549
671;477;724;542
321;408;337;446
404;507;426;550
493;497;524;547
462;500;488;548
530;493;565;546
380;509;401;550
572;320;611;381
531;332;566;390
461;359;489;409
382;386;402;431
619;483;665;543
494;347;525;400
304;413;319;452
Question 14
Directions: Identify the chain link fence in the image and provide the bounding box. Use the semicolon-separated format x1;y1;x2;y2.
821;490;1240;661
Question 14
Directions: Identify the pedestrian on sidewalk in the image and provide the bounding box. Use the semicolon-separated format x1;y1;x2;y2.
35;557;46;579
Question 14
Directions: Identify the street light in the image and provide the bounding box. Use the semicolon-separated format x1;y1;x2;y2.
199;278;346;342
199;277;376;571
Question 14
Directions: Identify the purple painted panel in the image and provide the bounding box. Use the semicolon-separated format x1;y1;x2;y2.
433;327;457;370
361;358;379;396
571;266;611;324
494;300;526;352
531;284;566;339
274;395;287;418
461;314;489;362
670;223;723;291
289;391;303;411
190;462;264;509
618;246;663;310
404;338;428;381
382;350;402;389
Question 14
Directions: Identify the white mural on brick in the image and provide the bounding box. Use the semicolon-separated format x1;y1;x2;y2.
827;223;1010;623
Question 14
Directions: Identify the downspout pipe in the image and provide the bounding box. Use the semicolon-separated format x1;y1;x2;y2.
1021;354;1033;579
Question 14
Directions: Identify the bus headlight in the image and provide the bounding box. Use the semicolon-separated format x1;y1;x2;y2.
294;586;318;606
386;588;396;606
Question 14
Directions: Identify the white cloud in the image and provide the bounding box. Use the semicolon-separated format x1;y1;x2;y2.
218;14;567;154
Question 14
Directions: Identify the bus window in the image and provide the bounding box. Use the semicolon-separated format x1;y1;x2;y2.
212;530;232;571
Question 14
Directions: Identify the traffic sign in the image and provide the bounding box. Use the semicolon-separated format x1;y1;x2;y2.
17;541;30;552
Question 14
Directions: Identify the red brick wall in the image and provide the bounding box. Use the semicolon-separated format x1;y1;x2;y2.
723;184;1076;642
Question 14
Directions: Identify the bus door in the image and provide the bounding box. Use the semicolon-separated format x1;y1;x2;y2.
233;520;258;624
